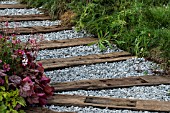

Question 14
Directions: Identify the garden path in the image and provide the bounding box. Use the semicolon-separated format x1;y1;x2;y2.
0;1;170;113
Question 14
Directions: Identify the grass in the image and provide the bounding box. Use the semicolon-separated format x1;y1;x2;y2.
18;0;170;70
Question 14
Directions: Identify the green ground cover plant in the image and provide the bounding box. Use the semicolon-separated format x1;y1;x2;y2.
18;0;170;68
0;22;54;112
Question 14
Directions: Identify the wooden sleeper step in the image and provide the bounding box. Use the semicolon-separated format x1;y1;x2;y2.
38;37;98;50
51;75;170;92
48;94;170;112
0;4;28;9
1;25;72;35
39;51;134;70
0;14;51;22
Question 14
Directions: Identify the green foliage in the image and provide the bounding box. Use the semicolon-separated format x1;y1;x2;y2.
69;0;170;63
18;0;170;65
158;29;170;60
18;0;70;19
144;6;170;29
0;87;26;113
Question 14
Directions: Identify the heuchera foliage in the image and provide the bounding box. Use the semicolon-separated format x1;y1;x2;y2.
0;21;54;111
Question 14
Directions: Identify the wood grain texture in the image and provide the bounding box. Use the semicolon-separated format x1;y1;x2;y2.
38;52;133;70
51;75;170;91
0;4;27;9
38;37;98;50
48;94;170;112
0;14;51;22
1;25;72;35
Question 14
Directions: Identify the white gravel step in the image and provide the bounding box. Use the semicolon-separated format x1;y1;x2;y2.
37;44;122;60
0;0;18;4
57;84;170;101
0;8;43;16
15;29;91;42
1;20;61;28
45;58;160;83
47;105;158;113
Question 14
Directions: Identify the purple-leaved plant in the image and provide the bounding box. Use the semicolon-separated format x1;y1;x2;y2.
0;21;54;112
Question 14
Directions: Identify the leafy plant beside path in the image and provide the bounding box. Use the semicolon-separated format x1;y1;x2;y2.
0;22;54;113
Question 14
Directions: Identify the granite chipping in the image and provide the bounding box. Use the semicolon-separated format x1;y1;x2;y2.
0;0;18;4
15;29;92;42
1;20;61;28
46;105;160;113
57;84;170;101
37;44;122;60
0;8;43;16
45;58;161;83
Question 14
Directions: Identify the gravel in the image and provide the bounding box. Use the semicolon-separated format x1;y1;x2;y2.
1;20;61;28
57;84;170;101
15;29;92;42
37;44;122;60
47;105;159;113
45;58;161;83
0;8;43;16
0;1;18;4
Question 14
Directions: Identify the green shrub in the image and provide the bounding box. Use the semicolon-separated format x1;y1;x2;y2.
144;6;170;29
69;0;170;62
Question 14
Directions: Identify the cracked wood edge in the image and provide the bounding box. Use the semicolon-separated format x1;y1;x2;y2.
1;25;72;35
0;14;51;22
48;94;170;112
51;75;170;91
38;37;98;50
25;107;75;113
38;51;133;70
0;4;28;9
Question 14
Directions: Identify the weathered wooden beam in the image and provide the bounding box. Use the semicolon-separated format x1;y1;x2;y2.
0;14;51;22
1;25;72;35
48;94;170;112
0;4;28;9
51;75;170;92
38;37;98;50
39;52;133;70
25;107;75;113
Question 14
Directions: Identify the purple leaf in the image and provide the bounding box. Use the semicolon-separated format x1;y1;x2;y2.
39;97;47;106
40;75;50;85
22;82;31;91
9;75;21;84
0;77;4;85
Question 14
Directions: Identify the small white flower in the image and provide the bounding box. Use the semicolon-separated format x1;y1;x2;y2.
22;58;28;66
